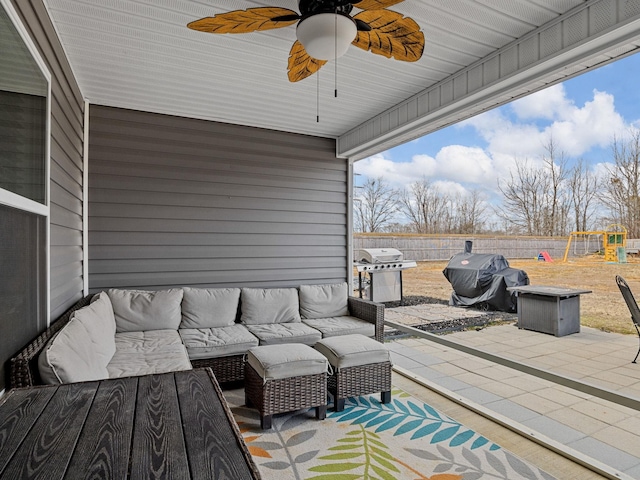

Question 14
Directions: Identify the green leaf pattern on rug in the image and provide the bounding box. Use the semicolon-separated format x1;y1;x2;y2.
330;394;499;451
308;426;400;479
226;386;556;480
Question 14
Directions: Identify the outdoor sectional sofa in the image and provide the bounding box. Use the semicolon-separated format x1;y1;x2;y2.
9;283;384;389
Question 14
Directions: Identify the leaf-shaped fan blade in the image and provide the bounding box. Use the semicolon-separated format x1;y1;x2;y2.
355;18;372;31
287;41;327;82
187;8;299;34
352;10;424;62
356;0;405;10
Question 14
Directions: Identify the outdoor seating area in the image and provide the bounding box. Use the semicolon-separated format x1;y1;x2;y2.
10;283;383;389
5;289;640;479
2;284;396;477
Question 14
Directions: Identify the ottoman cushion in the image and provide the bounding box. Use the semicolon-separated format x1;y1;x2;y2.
247;344;328;381
315;334;391;370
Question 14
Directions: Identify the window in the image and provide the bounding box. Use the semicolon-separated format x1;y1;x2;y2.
0;0;50;391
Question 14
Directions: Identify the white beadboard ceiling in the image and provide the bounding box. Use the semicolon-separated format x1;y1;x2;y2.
43;0;640;158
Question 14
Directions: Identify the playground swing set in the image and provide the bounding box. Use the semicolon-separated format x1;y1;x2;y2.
562;224;628;262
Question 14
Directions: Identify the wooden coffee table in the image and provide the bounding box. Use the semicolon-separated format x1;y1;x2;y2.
0;368;261;479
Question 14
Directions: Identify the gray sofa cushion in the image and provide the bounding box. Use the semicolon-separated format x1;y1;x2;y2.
108;288;183;332
240;288;301;325
179;325;259;359
180;287;241;329
107;346;192;378
112;330;184;350
299;282;350;319
87;292;117;360
302;315;375;338
247;344;328;381
38;292;116;384
245;322;322;346
107;330;191;377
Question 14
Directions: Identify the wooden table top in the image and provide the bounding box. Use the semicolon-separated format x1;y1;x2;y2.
0;368;261;479
507;285;593;297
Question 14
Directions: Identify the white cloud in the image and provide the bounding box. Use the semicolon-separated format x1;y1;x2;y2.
354;146;499;193
354;152;437;187
511;84;572;120
592;161;614;182
433;145;494;183
462;87;625;159
511;85;626;151
543;90;625;156
431;179;469;196
354;153;400;182
355;83;631;204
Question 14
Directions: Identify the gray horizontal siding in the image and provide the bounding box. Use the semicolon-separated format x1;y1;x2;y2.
89;105;347;291
12;0;85;318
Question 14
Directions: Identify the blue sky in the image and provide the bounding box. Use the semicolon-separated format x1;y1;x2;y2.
354;52;640;205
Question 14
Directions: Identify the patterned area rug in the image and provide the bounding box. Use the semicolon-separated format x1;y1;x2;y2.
224;387;556;480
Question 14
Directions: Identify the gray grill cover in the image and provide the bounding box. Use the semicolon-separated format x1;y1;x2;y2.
442;253;529;312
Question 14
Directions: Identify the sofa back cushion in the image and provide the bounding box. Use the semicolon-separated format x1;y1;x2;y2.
107;288;183;332
299;282;350;319
241;288;301;325
180;287;241;329
38;292;116;384
90;292;118;349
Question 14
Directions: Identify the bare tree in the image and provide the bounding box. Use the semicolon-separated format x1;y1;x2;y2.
497;159;546;235
568;158;600;232
398;178;451;233
453;190;487;234
398;178;487;234
542;140;570;236
354;177;399;232
602;130;640;237
497;140;570;236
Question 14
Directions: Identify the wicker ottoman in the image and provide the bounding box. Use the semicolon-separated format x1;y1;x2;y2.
245;344;328;429
315;334;392;412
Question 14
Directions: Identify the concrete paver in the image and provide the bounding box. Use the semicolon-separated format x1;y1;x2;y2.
386;303;640;479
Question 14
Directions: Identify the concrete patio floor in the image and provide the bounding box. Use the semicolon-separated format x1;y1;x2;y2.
385;304;640;479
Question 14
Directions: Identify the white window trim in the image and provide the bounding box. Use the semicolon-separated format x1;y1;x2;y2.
83;101;89;295
1;0;52;325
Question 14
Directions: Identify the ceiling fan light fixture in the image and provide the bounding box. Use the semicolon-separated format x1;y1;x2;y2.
296;13;357;61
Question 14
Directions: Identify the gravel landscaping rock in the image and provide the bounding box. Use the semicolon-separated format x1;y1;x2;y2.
382;295;517;337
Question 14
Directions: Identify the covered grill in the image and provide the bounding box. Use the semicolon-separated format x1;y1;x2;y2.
442;252;529;312
355;248;417;302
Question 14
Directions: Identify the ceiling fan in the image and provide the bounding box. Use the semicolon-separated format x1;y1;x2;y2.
188;0;425;82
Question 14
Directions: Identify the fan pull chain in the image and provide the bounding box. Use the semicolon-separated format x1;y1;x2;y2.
335;59;338;98
316;69;320;123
